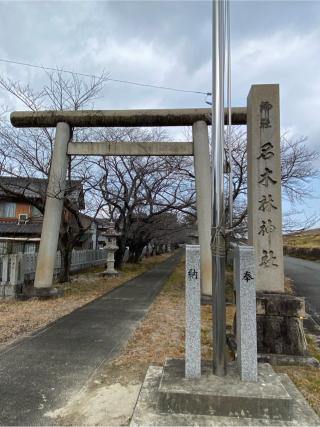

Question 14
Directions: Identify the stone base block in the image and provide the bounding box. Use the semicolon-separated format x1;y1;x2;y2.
158;359;292;420
101;270;119;277
256;292;305;317
256;293;307;356
130;359;319;426
0;283;22;299
29;287;64;299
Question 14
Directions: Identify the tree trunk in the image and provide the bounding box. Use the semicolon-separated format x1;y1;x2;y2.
133;245;144;263
127;241;145;264
59;247;72;283
115;236;127;269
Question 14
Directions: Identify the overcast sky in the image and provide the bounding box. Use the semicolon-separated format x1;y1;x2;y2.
0;0;319;226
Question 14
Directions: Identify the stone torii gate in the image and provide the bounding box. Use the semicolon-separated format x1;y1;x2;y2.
10;106;246;295
11;84;296;371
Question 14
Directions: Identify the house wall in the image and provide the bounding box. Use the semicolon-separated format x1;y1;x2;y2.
16;203;31;218
0;202;44;222
0;202;31;220
0;201;99;253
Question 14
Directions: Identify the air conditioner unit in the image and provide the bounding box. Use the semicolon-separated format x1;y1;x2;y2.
18;214;29;224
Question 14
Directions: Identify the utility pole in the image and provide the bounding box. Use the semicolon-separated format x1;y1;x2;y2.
212;0;226;376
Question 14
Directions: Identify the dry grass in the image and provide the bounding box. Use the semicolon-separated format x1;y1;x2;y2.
52;253;319;426
113;257;319;416
0;253;172;349
115;258;186;366
284;276;295;294
275;335;320;415
114;257;235;368
284;231;320;249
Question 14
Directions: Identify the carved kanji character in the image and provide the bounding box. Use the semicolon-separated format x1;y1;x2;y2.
257;142;275;160
258;219;276;236
188;269;198;280
258;195;277;212
259;167;277;187
260;101;273;128
243;271;254;282
259;250;278;268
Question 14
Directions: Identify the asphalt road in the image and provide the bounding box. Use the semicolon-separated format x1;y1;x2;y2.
284;256;320;325
0;250;182;426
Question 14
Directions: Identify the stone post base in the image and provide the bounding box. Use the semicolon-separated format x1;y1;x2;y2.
256;292;307;356
30;287;64;298
102;270;119;277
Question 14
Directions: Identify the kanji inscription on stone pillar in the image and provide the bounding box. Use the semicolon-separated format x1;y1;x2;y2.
247;84;284;292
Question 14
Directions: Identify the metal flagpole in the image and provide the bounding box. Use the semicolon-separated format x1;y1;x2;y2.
226;0;233;230
212;0;226;376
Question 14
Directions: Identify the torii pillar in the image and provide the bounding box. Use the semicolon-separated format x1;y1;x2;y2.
34;122;70;292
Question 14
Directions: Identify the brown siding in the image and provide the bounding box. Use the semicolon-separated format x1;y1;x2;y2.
16;203;31;218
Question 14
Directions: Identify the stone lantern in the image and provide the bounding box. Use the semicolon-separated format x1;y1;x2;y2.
102;228;120;276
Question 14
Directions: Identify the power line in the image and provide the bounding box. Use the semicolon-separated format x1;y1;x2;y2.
0;57;211;97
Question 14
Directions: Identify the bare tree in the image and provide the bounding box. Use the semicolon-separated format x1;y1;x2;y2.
93;127;195;267
225;127;320;235
182;125;319;235
0;71;108;281
126;212;187;262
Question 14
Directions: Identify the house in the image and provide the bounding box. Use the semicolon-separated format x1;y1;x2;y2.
76;215;116;250
0;177;85;254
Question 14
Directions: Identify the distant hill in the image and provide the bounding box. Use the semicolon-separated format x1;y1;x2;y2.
284;228;320;249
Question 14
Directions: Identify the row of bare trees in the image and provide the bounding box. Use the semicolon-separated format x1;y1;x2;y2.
0;71;318;280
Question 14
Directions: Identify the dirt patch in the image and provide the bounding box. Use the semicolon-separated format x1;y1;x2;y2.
46;382;141;426
0;253;172;350
46;360;150;426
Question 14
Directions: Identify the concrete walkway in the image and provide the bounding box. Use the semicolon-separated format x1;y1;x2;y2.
0;251;182;426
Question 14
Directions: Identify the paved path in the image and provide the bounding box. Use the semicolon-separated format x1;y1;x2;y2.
284;256;320;326
0;251;182;426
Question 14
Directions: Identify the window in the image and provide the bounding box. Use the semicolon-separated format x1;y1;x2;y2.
0;242;7;254
0;202;16;218
31;205;42;219
24;243;37;253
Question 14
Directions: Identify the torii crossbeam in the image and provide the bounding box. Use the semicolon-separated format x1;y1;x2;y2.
10;106;246;295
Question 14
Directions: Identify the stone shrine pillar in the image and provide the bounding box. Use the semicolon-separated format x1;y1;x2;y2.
247;84;284;292
247;84;306;356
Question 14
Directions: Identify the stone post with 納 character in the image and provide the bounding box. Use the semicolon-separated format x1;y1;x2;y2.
185;245;201;378
247;84;307;357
